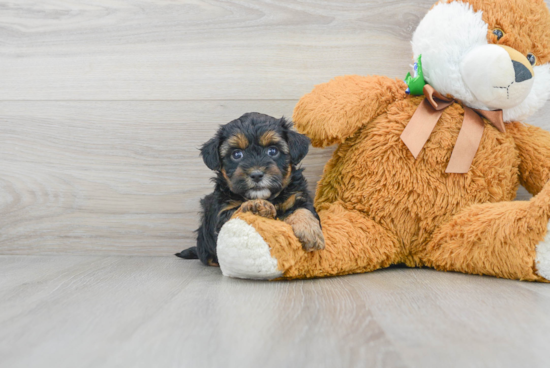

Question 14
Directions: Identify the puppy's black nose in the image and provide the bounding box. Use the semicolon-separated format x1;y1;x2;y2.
250;171;264;183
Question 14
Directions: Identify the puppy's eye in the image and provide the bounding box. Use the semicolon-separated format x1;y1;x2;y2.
527;53;536;66
493;29;504;41
231;150;244;161
267;147;279;157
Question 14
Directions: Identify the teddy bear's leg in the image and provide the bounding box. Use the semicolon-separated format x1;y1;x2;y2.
217;202;400;280
423;183;550;282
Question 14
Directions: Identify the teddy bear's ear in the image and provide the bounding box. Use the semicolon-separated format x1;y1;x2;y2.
200;135;222;171
282;118;310;165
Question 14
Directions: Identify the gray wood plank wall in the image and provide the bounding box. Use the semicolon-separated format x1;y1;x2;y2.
1;0;549;255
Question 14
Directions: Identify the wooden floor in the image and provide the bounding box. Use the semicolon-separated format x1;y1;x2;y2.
2;255;550;368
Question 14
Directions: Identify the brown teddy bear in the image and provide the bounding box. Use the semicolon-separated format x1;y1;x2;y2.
216;0;550;282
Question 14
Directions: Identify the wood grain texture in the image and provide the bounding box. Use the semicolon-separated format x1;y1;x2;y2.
0;0;434;100
0;0;549;255
0;101;334;255
2;255;550;368
1;103;548;255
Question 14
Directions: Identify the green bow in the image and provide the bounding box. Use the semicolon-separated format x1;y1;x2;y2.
405;55;426;96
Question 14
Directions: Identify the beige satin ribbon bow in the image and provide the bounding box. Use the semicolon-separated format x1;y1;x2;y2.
400;85;505;174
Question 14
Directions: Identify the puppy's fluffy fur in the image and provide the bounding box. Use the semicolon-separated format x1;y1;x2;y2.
176;113;324;266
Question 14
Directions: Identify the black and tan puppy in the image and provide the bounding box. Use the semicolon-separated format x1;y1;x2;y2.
176;112;325;266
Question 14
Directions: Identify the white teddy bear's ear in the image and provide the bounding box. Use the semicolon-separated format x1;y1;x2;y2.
217;219;282;280
412;1;488;108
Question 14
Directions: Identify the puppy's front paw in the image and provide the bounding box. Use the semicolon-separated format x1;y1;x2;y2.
239;199;277;219
284;209;326;252
295;223;326;252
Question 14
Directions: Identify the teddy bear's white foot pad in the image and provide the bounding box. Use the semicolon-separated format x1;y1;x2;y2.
535;221;550;281
217;219;283;280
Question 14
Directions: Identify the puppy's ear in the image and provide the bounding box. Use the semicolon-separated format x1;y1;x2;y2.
287;129;310;165
200;135;222;171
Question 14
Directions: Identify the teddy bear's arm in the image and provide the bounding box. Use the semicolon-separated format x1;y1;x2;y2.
507;122;550;195
292;75;408;148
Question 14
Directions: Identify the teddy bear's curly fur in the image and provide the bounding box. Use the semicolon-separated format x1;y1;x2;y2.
216;0;550;282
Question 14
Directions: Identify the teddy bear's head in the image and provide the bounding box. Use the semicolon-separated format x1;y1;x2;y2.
412;0;550;122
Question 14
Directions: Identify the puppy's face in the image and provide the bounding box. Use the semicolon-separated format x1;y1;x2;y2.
220;127;289;200
201;113;310;200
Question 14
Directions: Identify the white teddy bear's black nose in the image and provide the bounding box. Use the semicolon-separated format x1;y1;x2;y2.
513;60;533;83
